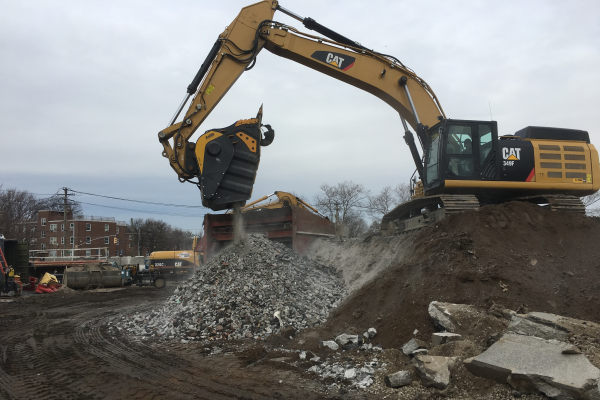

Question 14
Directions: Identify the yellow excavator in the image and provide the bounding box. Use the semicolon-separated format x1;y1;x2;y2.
227;191;326;217
158;1;600;231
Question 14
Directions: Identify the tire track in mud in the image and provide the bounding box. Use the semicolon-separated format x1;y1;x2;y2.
1;298;274;400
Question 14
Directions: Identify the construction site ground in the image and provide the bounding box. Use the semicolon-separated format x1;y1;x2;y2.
1;201;600;399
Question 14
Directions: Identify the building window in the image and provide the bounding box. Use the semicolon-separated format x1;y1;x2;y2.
31;238;37;244
86;223;91;231
116;227;120;234
61;224;64;232
41;231;46;238
49;250;57;257
50;237;57;244
105;224;109;232
61;237;65;245
23;226;26;233
50;224;57;232
31;225;36;232
70;223;74;231
86;249;91;257
86;236;91;244
104;237;109;244
61;250;65;257
41;243;46;250
70;237;74;245
129;243;132;248
41;218;46;226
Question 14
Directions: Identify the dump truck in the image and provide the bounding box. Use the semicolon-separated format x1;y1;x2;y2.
199;191;335;262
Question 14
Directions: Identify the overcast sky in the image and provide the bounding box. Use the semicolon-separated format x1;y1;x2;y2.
1;0;599;233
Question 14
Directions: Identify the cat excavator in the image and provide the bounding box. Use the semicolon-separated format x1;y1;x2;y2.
158;1;600;232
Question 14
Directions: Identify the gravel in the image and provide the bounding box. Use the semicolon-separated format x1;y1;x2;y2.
112;234;345;342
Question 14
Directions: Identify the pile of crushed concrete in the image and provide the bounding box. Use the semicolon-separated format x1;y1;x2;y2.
112;234;345;342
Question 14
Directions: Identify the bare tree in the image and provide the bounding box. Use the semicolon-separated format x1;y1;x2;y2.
37;194;83;218
0;186;40;240
366;183;413;224
314;181;370;237
314;181;370;222
130;218;195;254
169;228;195;250
367;186;396;219
393;183;412;205
344;209;368;237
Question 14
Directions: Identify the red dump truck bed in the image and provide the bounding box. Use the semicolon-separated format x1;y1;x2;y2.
197;206;335;263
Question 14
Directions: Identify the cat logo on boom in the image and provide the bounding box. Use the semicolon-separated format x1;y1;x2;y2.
502;147;521;167
311;51;356;71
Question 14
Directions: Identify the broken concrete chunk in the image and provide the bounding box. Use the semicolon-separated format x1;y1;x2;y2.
385;370;412;388
402;338;428;356
412;355;455;390
321;340;339;351
429;301;458;332
335;333;361;346
507;312;570;341
344;368;357;379
412;349;428;356
368;327;377;338
464;333;600;399
432;332;462;346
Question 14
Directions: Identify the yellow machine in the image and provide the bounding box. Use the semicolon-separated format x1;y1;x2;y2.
148;236;203;288
158;1;599;231
227;191;325;216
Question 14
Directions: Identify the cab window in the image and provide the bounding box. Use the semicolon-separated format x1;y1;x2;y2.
478;124;493;166
447;125;473;155
446;125;474;177
425;129;441;185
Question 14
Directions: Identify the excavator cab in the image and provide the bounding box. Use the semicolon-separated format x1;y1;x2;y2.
422;119;597;201
423;119;499;195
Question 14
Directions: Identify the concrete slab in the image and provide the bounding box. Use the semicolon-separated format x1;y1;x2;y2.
464;334;600;399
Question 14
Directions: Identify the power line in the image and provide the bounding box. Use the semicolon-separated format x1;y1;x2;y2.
77;201;206;218
70;189;205;208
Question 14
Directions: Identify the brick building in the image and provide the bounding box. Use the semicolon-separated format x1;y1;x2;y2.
27;210;130;260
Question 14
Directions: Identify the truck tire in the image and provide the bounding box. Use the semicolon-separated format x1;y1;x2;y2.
154;277;166;289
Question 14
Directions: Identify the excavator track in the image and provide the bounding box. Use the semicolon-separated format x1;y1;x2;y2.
381;194;480;235
381;193;586;235
513;194;586;213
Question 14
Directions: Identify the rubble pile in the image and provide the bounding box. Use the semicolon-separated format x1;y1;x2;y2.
308;358;381;389
306;328;383;388
376;302;600;399
113;234;345;342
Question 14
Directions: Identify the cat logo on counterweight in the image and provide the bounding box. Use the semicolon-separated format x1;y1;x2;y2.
311;51;356;71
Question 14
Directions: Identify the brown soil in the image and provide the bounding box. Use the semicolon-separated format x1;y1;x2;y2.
314;202;600;349
3;202;600;399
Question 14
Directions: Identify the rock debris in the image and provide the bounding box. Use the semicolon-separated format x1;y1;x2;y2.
113;234;345;342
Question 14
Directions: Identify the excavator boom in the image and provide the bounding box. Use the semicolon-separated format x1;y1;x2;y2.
158;1;445;210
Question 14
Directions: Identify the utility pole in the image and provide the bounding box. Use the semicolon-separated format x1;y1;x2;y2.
131;218;141;257
63;187;68;253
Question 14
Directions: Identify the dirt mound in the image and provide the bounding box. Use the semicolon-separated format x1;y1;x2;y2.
309;202;600;349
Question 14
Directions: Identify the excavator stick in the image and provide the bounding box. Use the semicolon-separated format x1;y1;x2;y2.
193;107;275;211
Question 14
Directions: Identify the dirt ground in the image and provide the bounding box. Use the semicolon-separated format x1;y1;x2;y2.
0;286;374;400
2;202;600;399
